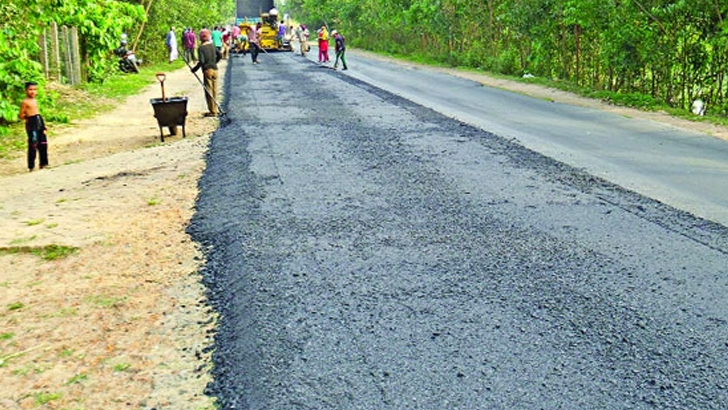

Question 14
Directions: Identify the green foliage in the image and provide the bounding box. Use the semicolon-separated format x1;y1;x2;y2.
137;0;235;63
49;0;146;82
286;0;728;117
32;244;79;260
0;1;46;126
0;0;146;138
0;245;79;260
33;392;62;406
0;0;233;137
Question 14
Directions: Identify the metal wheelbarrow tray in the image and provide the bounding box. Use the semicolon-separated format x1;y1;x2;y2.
150;96;188;142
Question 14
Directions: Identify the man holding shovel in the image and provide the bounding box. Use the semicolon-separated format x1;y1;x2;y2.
190;29;221;117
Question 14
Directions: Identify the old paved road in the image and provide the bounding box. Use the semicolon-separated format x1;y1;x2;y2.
189;50;728;410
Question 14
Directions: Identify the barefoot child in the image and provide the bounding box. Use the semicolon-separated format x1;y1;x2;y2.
18;81;49;171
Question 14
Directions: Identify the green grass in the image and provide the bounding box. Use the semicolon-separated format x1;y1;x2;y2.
0;244;79;260
34;392;62;406
147;197;162;206
9;236;37;245
0;332;14;340
85;294;126;308
66;373;88;385
8;302;25;311
112;362;131;372
25;219;45;226
363;47;728;128
33;244;79;260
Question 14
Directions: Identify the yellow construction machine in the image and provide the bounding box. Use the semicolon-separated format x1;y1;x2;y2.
236;3;292;52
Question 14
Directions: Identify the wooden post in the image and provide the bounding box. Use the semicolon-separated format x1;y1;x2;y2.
50;22;61;81
39;29;49;79
70;27;82;85
61;25;70;83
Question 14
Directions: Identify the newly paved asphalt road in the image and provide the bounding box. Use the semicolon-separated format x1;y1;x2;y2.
306;49;728;228
189;50;728;409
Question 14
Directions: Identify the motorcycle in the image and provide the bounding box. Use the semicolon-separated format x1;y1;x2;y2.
114;35;140;73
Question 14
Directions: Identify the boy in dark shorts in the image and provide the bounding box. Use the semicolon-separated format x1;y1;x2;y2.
18;81;49;171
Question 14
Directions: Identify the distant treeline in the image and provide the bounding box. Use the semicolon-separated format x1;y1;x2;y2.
287;0;728;114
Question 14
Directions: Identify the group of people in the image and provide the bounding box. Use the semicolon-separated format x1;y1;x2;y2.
169;26;238;64
317;26;347;70
17;22;351;173
292;24;347;70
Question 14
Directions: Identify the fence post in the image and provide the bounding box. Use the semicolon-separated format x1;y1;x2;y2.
50;22;61;81
70;27;82;85
39;29;49;79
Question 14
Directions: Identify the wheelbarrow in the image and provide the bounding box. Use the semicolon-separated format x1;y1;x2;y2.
150;73;188;142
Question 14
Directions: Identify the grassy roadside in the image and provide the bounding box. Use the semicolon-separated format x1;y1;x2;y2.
0;60;187;160
364;49;728;128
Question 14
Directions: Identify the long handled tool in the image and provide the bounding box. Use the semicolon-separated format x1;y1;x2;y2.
156;73;167;101
253;42;280;66
183;57;230;123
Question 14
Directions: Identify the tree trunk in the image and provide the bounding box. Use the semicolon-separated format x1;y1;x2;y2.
574;24;581;86
133;0;154;53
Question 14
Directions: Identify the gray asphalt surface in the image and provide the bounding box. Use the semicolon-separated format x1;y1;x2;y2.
318;49;728;228
189;51;728;409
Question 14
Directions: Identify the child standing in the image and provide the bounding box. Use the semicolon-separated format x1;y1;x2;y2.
18;81;49;171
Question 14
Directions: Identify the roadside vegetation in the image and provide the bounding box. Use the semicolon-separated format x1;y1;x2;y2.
0;0;234;154
0;60;186;159
286;0;728;124
4;0;728;160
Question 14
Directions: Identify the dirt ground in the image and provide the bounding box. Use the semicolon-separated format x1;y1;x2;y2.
1;52;727;410
0;60;226;410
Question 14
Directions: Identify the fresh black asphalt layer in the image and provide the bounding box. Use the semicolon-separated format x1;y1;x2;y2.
188;53;728;409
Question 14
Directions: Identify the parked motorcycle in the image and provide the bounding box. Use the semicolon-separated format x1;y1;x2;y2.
114;35;140;73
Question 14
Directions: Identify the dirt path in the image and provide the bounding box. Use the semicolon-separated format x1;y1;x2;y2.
0;61;226;410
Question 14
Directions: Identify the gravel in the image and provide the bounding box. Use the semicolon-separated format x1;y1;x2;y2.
188;53;728;410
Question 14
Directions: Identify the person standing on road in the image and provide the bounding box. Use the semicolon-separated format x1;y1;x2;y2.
247;23;262;64
183;27;196;63
190;29;222;117
19;81;49;171
237;24;249;55
231;24;241;54
221;26;231;59
296;24;309;56
211;26;223;54
166;26;178;63
317;25;329;63
277;21;286;48
332;30;348;70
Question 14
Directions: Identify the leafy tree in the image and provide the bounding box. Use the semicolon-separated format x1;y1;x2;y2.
0;0;233;136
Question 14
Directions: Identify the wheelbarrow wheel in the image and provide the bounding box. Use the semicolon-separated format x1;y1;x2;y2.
168;126;178;136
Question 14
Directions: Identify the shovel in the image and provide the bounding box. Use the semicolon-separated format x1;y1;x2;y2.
156;72;167;101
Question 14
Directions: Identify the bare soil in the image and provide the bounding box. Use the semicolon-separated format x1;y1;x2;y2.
1;53;726;410
0;61;226;410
